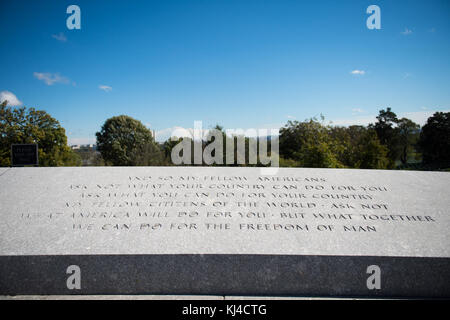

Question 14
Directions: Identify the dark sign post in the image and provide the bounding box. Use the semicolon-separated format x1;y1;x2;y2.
11;144;39;166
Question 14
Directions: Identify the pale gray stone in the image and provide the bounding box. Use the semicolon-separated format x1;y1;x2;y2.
0;167;449;257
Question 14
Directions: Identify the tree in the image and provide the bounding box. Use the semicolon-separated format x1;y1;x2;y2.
329;125;389;169
372;108;422;167
372;107;399;167
204;124;226;165
280;118;343;168
353;129;390;169
329;126;352;166
96;115;164;166
279;119;390;169
279;120;306;160
162;138;183;165
396;118;420;165
418;112;450;166
0;101;81;166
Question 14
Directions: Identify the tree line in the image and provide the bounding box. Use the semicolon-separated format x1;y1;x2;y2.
1;100;449;170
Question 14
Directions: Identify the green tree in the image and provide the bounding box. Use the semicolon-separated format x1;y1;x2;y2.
280;118;343;168
372;107;399;167
418;112;450;166
96;115;163;166
329;126;352;166
202;124;265;167
204;124;226;165
280;120;389;169
373;107;398;144
353;129;390;169
279;120;306;160
279;157;302;167
396;118;420;165
162;138;183;165
0;101;80;166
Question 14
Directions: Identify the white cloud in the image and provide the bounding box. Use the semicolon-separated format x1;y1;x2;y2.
0;91;22;106
52;32;67;42
351;108;365;114
400;110;449;126
403;72;413;79
153;127;175;142
330;116;377;127
99;85;112;92
287;115;295;119
155;124;282;143
155;126;208;142
68;137;97;146
401;28;413;35
33;72;71;85
350;70;365;75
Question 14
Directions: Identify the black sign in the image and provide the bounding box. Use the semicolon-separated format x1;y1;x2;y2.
11;144;38;166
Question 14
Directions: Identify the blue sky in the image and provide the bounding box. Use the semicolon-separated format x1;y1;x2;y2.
1;0;449;144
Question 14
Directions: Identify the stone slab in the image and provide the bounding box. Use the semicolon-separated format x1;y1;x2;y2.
0;167;449;297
